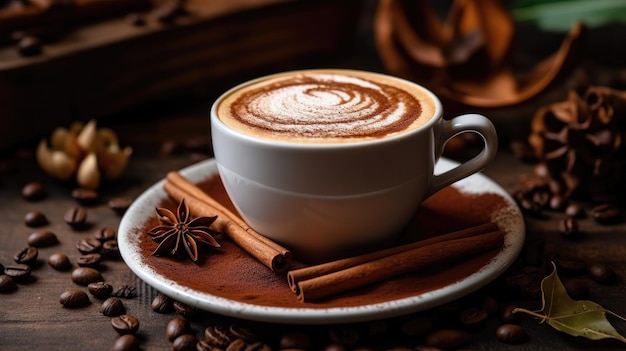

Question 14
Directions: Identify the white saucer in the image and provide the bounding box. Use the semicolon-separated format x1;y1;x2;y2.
118;158;524;324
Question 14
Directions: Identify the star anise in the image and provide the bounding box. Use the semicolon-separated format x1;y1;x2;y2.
147;199;221;262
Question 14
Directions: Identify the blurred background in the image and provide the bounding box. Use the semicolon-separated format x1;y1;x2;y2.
1;0;626;151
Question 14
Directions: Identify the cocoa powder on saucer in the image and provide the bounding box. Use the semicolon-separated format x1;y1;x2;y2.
136;175;510;308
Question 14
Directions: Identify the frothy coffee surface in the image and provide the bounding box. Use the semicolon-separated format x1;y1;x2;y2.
217;70;437;143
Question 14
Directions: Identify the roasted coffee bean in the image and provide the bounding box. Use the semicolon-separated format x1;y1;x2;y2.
28;230;58;247
549;194;566;211
94;227;116;242
111;314;140;335
166;317;190;342
279;331;310;349
5;264;31;281
532;190;550;208
112;285;137;299
101;297;125;316
458;307;488;330
499;304;521;323
102;240;120;259
76;237;102;254
64;206;88;228
564;279;590;299
88;281;113;299
13;247;38;265
565;203;585;218
151;292;174;313
242;341;272;351
496;324;527;344
22;182;46;201
425;329;471;349
71;267;103;286
0;274;17;293
24;211;48;227
204;325;231;348
174;301;199;319
108;197;133;215
558;217;580;239
71;188;99;205
229;324;257;343
59;288;90;308
77;253;102;268
172;334;197;351
519;198;542;217
226;338;248;351
588;263;617;284
590;204;621;224
48;253;72;271
112;334;139;351
17;35;43;56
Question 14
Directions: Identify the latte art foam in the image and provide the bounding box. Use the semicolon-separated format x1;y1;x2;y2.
217;70;436;143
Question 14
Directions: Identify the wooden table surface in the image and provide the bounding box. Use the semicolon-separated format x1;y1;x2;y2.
1;97;626;351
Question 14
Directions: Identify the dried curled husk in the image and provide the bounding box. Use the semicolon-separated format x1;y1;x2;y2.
528;86;626;202
36;120;132;189
373;0;584;107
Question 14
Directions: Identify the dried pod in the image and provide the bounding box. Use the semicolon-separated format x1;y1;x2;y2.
99;146;132;179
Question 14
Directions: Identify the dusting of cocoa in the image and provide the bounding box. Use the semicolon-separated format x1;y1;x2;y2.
135;175;511;308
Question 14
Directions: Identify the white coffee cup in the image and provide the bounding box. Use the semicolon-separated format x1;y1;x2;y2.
210;69;497;262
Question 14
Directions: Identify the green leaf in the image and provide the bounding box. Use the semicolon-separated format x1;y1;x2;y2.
512;0;626;32
514;262;626;343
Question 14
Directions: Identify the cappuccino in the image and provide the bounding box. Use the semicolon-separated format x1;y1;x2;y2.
216;69;437;144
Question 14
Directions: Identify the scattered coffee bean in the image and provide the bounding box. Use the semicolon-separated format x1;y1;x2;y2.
174;301;199;319
564;279;590;299
590;204;621;224
101;297;125;316
94;227;116;242
77;253;102;268
76;237;102;255
458;307;488;330
28;230;58;247
558;217;580;239
0;274;18;293
17;35;43;56
279;331;311;349
70;267;103;286
111;314;140;335
241;341;271;351
5;264;31;281
328;326;360;347
24;211;48;227
496;324;527;344
13;247;38;265
549;194;566;211
588;263;617;284
59;288;90;308
112;334;139;351
172;334;197;351
102;240;120;259
151;292;174;313
22;182;46;201
112;285;137;299
166;317;190;342
108;197;133;215
71;188;99;206
229;324;257;343
88;281;113;299
48;253;72;271
425;329;471;349
226;338;248;351
565;203;585;218
64;206;88;229
499;304;521;324
204;325;232;348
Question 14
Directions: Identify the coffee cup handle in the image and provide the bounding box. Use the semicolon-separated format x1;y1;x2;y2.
426;113;498;198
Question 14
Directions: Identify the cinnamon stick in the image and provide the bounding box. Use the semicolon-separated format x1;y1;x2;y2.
290;229;505;302
163;171;292;273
